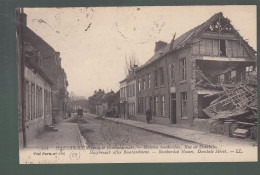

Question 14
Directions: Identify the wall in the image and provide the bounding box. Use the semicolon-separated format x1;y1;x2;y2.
167;47;194;126
192;33;253;59
24;66;52;144
136;52;171;124
127;79;136;116
119;81;128;118
135;46;195;127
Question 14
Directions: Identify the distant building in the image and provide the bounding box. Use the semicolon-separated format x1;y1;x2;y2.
68;95;88;112
119;65;138;118
119;78;128;118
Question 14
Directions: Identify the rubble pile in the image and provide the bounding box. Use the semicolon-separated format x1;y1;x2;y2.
203;83;257;120
196;65;257;139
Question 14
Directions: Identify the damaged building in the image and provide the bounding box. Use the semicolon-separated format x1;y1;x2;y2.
135;12;257;138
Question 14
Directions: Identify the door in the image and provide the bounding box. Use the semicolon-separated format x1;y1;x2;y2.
149;96;153;120
171;93;176;124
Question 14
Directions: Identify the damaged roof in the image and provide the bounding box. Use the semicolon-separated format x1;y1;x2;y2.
137;12;256;71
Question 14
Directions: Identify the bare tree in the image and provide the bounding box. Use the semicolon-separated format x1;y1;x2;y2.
124;52;139;76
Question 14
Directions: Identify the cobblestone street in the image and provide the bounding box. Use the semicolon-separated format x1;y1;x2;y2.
70;114;195;148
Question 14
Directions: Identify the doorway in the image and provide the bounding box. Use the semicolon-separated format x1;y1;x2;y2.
171;93;176;124
149;96;153;120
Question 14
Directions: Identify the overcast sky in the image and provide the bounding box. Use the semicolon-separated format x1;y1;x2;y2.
24;6;257;98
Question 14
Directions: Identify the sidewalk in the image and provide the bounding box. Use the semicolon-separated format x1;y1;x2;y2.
88;114;257;147
27;121;84;148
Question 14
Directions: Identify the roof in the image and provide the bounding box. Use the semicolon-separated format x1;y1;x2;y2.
25;57;53;86
137;12;256;71
23;26;56;59
119;77;128;84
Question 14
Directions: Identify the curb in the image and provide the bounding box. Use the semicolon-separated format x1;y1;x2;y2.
76;123;88;147
105;118;200;144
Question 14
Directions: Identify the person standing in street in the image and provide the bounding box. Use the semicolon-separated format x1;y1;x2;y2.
146;108;151;124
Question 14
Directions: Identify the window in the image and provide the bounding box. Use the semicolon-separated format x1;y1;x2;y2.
138;78;141;91
44;90;47;116
31;84;35;120
246;66;254;73
161;96;165;116
181;92;188;118
130;85;132;97
120;88;123;98
154;71;158;87
170;64;175;85
159;67;164;86
217;74;225;83
231;70;236;79
126;85;129;97
142;76;146;90
230;70;236;83
25;81;30;121
39;88;43;117
138;98;142;114
124;87;127;98
133;102;135;115
47;91;51;115
220;40;226;56
180;58;187;81
148;73;151;89
154;96;158;116
133;84;135;96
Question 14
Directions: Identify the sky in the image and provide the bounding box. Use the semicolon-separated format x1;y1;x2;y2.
24;6;257;98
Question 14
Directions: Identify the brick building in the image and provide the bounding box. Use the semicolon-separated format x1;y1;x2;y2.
135;12;256;129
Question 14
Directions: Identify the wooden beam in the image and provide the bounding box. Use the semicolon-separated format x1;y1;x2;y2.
197;56;256;62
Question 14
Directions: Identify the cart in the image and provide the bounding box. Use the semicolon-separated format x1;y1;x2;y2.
77;109;83;117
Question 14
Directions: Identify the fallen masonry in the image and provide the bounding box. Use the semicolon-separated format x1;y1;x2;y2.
196;65;257;140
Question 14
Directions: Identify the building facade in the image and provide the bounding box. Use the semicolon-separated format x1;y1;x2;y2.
119;66;137;118
23;17;69;124
135;12;257;129
119;79;128;118
17;10;53;147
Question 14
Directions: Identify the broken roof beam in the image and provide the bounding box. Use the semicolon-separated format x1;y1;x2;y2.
195;65;221;88
197;56;256;62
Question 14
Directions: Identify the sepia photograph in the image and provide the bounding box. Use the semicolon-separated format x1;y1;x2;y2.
16;5;257;164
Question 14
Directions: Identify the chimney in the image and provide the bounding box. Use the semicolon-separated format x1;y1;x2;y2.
154;41;167;53
55;52;60;58
21;13;27;27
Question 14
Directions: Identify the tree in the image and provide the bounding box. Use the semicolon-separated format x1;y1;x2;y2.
124;52;139;76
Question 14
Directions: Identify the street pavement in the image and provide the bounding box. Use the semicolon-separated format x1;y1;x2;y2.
77;114;194;147
25;113;257;149
88;113;257;148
